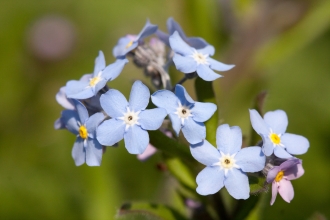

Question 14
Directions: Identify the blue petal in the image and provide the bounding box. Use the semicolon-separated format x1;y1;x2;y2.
94;78;108;95
73;100;89;123
186;37;209;49
168;113;182;136
61;110;79;135
113;36;137;57
235;147;265;172
197;45;215;56
196;166;225;195
151;89;178;113
124;125;149;154
216;124;242;154
262;134;275;156
56;86;75;110
137;20;158;40
86;112;105;136
208;58;235;71
274;146;293;159
139;108;167;130
172;54;197;73
282;133;309;155
249;109;270;135
266;166;281;183
175;84;195;105
156;29;170;46
224;169;249;199
196;64;221;81
192;102;217;122
190;140;220;166
182;118;205;144
72;138;85;166
264;110;288;134
102;58;128;81
96;119;125;146
66;80;94;99
93;51;106;75
100;89;128;118
54;117;65;130
86;138;103;166
129;80;150;112
169;31;194;56
167;17;184;36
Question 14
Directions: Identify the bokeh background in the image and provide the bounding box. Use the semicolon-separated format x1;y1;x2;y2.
0;0;329;219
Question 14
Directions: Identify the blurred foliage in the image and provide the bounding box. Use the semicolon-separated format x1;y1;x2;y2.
0;0;330;219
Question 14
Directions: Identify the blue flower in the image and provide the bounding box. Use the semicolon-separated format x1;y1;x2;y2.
66;51;128;99
169;31;234;81
96;80;167;154
249;109;309;158
190;124;266;199
156;17;209;49
151;84;216;144
113;20;158;58
61;100;105;166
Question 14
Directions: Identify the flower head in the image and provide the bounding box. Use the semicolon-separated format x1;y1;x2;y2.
61;100;105;166
267;158;304;205
190;124;266;199
249;109;309;158
66;51;128;99
113;20;158;58
96;80;167;154
151;84;216;144
169;31;234;81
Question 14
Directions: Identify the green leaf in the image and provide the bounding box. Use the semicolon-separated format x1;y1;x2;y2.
115;211;162;220
248;174;268;195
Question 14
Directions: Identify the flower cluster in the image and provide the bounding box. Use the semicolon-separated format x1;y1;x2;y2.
55;18;309;207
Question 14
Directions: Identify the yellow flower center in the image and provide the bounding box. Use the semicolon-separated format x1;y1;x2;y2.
220;156;235;169
89;75;101;87
125;40;133;49
79;125;88;139
275;170;284;182
270;133;281;145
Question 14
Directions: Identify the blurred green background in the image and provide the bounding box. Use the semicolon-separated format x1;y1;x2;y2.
0;0;329;219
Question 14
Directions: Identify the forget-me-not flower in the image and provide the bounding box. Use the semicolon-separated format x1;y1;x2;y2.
113;20;158;58
190;124;266;199
267;158;304;205
66;51;128;99
169;31;235;81
249;109;309;158
96;80;167;154
61;100;105;166
151;84;216;144
156;17;209;49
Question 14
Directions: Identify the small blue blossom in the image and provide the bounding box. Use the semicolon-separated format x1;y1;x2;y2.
169;31;235;81
190;124;266;199
249;109;310;158
61;100;105;166
151;84;216;144
66;51;128;99
113;20;158;58
156;17;209;49
96;80;167;154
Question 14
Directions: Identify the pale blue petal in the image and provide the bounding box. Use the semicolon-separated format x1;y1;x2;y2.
169;113;182;136
61;110;79;135
196;64;221;81
129;81;150;111
100;89;128;118
72;138;85;166
182;118;205;144
54;117;65;130
86;138;103;166
186;37;209;49
172;54;197;73
264;110;288;134
86;112;105;137
167;17;184;36
249;109;270;135
73;100;89;123
137;20;158;40
169;31;194;56
235;147;265;172
274;146;293;159
93;78;108;95
224;169;249;199
96;119;125;146
175;84;195;105
151;90;178;113
208;58;235;71
156;29;170;46
282;133;309;155
196;166;225;195
139;108;167;130
216;124;242;154
113;36;137;57
197;45;215;56
93;51;106;75
66;80;94;99
124;125;149;154
102;58;128;81
267;166;281;183
262;135;275;156
190;140;220;166
56;86;74;110
192;102;217;122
